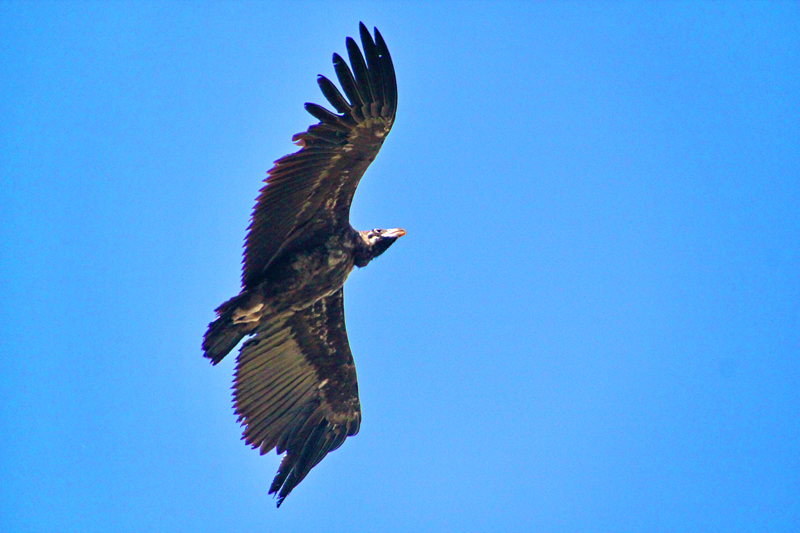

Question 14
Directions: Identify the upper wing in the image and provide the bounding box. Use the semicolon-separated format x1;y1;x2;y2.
243;23;398;288
233;289;361;506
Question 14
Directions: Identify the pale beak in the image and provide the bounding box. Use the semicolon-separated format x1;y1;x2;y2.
384;228;406;238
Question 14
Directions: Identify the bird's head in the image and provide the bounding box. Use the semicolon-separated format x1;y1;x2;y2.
355;227;406;267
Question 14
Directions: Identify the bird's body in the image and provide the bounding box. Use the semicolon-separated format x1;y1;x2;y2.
203;24;402;507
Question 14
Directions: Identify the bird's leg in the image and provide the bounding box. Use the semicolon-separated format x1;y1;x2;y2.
231;291;266;324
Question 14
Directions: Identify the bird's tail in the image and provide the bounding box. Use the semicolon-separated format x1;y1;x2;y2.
202;291;259;365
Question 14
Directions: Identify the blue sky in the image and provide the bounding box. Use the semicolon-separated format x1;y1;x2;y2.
1;2;798;531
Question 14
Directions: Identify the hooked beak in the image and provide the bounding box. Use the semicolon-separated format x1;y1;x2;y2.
384;228;406;238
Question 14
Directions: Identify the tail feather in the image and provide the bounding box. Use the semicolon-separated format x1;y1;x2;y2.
203;292;257;364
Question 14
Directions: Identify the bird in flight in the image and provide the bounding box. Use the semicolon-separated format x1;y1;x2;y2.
203;24;402;507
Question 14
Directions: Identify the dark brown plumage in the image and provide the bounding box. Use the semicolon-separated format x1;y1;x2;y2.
203;24;403;507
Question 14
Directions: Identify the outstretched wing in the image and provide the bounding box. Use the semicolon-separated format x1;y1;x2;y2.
233;289;361;506
243;23;398;287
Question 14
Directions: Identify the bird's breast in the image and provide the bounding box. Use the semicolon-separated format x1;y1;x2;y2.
261;234;356;314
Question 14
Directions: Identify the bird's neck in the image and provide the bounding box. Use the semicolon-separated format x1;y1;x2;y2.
353;231;376;268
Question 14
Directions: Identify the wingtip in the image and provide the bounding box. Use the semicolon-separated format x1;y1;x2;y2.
359;21;373;45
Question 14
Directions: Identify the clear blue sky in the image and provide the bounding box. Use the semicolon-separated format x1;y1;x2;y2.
2;2;798;532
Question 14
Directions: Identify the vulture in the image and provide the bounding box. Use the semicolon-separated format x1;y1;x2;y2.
203;24;402;507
